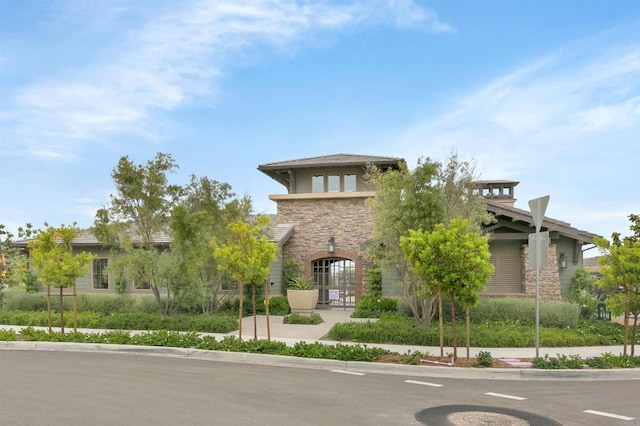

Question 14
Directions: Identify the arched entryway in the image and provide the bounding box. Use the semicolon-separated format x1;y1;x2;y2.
311;257;356;308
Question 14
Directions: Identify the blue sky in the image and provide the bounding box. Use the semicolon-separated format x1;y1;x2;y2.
1;1;639;251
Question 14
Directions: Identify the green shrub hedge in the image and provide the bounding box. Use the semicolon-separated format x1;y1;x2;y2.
12;328;390;362
283;313;323;325
327;315;624;347
0;310;238;333
352;294;398;318
466;298;580;328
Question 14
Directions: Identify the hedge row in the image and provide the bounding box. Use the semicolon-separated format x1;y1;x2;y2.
0;310;238;333
7;327;390;362
327;315;624;348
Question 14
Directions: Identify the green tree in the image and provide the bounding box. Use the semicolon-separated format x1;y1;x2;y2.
169;175;252;313
401;218;494;361
569;267;600;319
27;224;94;332
595;214;640;356
94;153;183;317
211;216;277;342
366;153;490;326
0;224;38;298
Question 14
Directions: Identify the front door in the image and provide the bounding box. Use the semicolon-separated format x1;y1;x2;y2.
312;257;356;308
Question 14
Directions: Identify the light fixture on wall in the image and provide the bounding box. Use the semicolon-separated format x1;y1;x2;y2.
559;253;567;270
328;236;335;253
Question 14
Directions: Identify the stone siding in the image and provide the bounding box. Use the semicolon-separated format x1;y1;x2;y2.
277;196;373;295
521;244;562;301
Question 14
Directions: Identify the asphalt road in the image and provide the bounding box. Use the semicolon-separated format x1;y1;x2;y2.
1;350;639;425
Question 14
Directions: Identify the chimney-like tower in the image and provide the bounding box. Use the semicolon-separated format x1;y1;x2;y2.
475;180;519;207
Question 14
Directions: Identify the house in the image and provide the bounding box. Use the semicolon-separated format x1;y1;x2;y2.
258;153;403;307
478;180;598;300
260;154;598;305
11;153;597;304
9;230;172;294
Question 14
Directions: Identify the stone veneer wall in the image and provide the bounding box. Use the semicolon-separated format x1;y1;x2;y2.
521;243;562;301
277;196;374;296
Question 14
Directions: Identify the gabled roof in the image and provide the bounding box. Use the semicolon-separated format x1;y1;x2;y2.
485;200;599;244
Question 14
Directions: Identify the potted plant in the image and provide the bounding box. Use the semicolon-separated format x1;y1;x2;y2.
286;274;319;314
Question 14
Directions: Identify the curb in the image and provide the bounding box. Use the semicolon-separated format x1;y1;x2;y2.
2;341;639;381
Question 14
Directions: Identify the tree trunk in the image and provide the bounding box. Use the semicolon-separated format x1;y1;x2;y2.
238;281;244;342
466;307;470;361
450;292;457;362
624;288;631;356
264;280;271;341
438;285;443;357
252;284;257;341
47;285;52;333
73;284;77;332
150;280;166;319
632;314;638;357
59;286;65;334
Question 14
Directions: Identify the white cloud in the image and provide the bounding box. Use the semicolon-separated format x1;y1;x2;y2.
0;0;449;159
394;27;640;241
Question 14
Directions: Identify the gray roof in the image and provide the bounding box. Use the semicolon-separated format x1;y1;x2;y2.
258;153;403;171
258;153;404;189
485;200;599;244
271;224;294;247
11;228;172;248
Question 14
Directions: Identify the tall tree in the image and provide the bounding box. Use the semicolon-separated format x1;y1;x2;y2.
27;224;94;332
170;175;252;313
400;218;493;361
366;153;490;326
211;216;277;342
94;152;182;317
595;214;640;356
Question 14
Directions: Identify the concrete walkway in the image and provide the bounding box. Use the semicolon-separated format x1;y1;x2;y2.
231;308;627;360
2;308;638;380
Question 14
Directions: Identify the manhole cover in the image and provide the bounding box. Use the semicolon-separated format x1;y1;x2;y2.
447;411;529;425
416;405;561;426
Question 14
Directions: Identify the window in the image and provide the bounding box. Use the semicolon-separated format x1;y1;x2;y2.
328;174;340;192
344;174;356;192
92;258;109;289
312;175;324;193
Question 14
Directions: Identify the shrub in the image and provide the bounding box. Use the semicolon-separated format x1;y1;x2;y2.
75;294;137;314
0;329;16;341
533;354;562;369
266;296;290;316
287;274;315;290
353;294;398;318
468;298;579;328
2;292;49;311
474;351;493;368
283;313;323;325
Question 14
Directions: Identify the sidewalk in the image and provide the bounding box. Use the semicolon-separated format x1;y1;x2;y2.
231;308;627;360
1;308;636;380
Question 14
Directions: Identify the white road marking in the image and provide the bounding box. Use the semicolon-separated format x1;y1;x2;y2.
404;380;443;387
330;370;365;376
584;410;635;421
485;392;526;401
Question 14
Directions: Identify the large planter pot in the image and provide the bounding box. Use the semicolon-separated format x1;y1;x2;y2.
287;289;319;314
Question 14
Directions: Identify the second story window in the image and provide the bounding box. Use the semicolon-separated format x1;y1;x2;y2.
312;175;324;192
344;174;356;192
328;175;340;192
